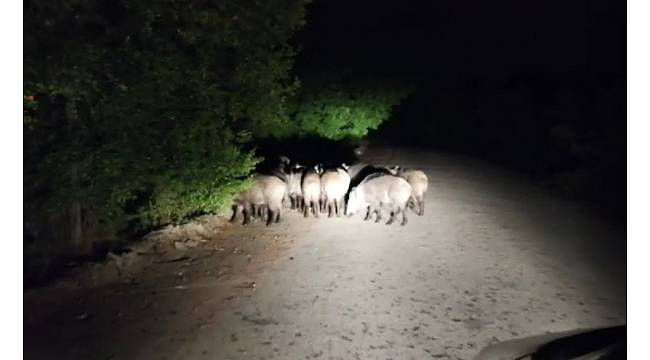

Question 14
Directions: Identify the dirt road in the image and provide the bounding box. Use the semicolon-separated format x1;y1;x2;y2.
24;147;626;360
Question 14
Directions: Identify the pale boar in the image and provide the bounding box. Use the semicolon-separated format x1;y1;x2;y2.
320;164;351;217
301;164;323;218
286;164;305;211
231;174;288;226
388;166;428;216
346;174;412;226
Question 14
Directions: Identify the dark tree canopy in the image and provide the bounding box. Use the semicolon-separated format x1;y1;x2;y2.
24;0;310;263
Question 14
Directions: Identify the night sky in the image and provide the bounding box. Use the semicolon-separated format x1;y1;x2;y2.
294;0;625;82
293;0;625;208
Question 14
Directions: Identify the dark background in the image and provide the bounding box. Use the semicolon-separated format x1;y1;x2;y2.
292;0;626;215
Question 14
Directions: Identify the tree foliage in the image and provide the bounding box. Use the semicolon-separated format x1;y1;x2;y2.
286;81;407;140
259;78;409;140
24;0;309;249
23;0;407;271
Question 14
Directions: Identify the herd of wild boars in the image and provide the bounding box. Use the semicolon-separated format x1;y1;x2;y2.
230;156;429;226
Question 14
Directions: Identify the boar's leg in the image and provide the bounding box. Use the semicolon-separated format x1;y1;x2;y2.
338;198;345;217
386;213;395;225
292;196;299;210
274;207;281;223
417;197;424;216
266;208;274;226
374;206;382;223
405;197;415;213
230;204;241;223
364;206;372;221
249;204;257;220
243;206;252;225
401;206;408;225
313;201;320;218
386;206;399;225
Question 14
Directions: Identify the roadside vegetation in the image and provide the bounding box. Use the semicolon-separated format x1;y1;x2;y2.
23;0;407;283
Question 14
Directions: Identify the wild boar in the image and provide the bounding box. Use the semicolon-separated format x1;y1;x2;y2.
320;164;351;217
286;164;305;211
231;174;288;226
388;166;428;216
346;174;412;226
301;164;323;218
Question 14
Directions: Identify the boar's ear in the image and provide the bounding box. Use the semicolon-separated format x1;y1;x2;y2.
341;163;349;171
387;165;400;175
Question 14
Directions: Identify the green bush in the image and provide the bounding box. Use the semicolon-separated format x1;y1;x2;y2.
272;80;408;140
24;0;309;255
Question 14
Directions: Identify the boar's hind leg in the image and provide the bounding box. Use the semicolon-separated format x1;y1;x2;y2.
249;204;258;220
364;206;372;221
406;197;416;213
243;206;252;225
266;208;274;226
386;206;399;225
230;204;241;223
256;205;265;219
401;206;408;226
334;199;341;217
313;201;320;218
